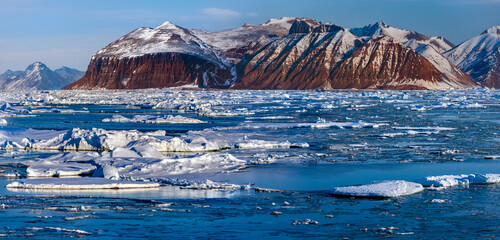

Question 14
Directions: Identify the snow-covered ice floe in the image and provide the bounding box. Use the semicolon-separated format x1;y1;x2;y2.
102;114;206;124
14;151;248;189
6;178;160;190
235;140;309;149
414;174;500;188
0;127;308;152
238;121;385;130
331;181;424;198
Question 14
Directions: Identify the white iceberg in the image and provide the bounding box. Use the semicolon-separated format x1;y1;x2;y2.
102;114;206;124
331;180;424;198
6;178;160;189
25;160;97;177
414;174;500;188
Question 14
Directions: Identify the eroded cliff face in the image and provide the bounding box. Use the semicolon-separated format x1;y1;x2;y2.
234;34;476;90
329;37;444;90
64;53;233;89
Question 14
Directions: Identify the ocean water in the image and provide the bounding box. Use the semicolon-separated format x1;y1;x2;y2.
0;90;499;239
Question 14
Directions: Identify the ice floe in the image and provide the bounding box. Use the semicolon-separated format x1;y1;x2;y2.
415;174;500;188
25;159;97;177
331;181;424;198
0;127;307;152
6;178;160;189
102;114;206;124
237;121;385;130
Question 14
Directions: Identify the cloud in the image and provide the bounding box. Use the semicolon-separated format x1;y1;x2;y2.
201;8;241;20
247;12;259;17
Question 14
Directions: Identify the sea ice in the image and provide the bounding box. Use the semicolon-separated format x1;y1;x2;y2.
25;160;96;177
414;174;500;187
331;180;424;198
6;178;160;189
102;114;206;124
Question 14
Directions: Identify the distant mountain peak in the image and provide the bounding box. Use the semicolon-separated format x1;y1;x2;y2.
482;26;500;35
156;21;179;30
26;62;48;71
0;62;83;91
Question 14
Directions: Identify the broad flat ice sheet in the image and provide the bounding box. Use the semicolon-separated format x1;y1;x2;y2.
6;178;160;189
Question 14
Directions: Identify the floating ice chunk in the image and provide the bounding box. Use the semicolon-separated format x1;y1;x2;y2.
415;174;473;188
393;126;455;131
472;174;500;184
0;119;6;125
25;160;96;177
102;114;206;124
92;165;120;180
235;140;309;149
414;174;500;187
431;199;449;203
331;180;424;198
114;153;246;178
6;178;159;189
199;108;255;116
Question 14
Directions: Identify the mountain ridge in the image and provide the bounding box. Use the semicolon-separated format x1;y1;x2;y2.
0;62;83;91
66;17;483;90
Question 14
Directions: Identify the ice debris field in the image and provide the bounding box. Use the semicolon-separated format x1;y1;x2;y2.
0;89;499;238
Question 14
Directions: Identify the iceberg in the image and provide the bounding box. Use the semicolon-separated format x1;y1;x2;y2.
331;180;424;198
415;174;500;187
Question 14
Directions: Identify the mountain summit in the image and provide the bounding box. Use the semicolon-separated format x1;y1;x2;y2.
65;18;481;90
444;26;500;88
0;62;83;91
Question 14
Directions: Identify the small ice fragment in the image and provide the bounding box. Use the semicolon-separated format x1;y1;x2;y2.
292;219;318;225
431;199;448;203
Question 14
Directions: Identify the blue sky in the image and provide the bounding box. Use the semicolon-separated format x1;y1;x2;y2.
0;0;499;73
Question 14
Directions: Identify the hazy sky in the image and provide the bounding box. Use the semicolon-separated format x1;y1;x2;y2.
0;0;499;73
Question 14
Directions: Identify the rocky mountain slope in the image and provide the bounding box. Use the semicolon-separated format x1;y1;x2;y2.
235;21;477;90
444;26;500;89
0;62;83;91
66;17;480;90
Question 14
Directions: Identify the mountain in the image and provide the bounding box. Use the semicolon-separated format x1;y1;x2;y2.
65;17;311;90
0;62;83;91
444;26;500;89
234;21;477;90
54;67;85;83
65;18;479;90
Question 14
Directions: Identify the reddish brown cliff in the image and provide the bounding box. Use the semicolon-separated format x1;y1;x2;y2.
64;53;233;89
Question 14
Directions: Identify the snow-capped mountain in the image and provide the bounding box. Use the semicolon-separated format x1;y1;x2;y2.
66;17;480;90
53;67;85;83
235;20;477;90
0;62;83;91
350;22;455;53
444;26;500;88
